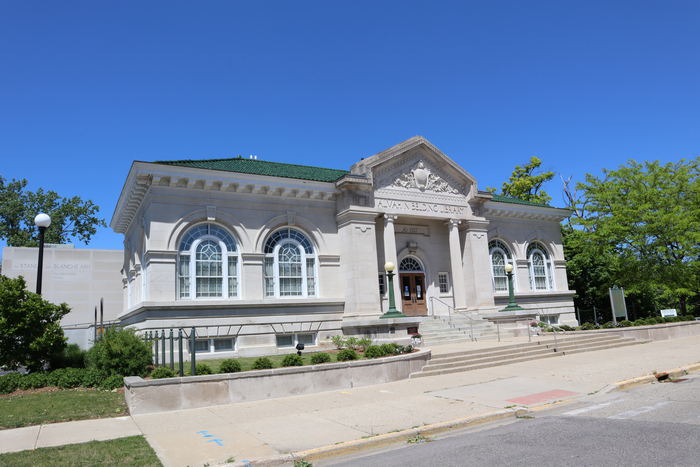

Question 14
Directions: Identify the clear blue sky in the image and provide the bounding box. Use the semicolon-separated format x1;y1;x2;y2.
1;1;698;251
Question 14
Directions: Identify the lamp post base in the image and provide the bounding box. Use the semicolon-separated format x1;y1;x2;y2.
380;309;407;319
500;304;524;312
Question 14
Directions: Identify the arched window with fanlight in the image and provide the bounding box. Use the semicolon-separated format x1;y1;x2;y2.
177;224;240;299
527;242;553;291
263;227;317;298
489;240;513;292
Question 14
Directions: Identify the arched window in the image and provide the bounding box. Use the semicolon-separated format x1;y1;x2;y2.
489;240;512;292
399;257;423;272
178;224;239;299
527;242;553;291
264;227;316;297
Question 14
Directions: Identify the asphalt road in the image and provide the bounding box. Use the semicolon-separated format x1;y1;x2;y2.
325;374;700;467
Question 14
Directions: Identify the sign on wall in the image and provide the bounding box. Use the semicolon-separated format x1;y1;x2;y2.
660;309;677;318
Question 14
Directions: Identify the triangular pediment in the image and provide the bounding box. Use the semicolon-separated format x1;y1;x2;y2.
351;136;477;199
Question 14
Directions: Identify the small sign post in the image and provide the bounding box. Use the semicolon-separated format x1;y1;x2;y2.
609;286;628;324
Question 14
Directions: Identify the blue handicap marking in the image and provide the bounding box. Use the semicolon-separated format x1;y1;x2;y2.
207;438;224;446
196;430;209;435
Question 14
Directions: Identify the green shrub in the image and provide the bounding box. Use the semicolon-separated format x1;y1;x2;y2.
558;324;575;331
86;328;152;377
219;359;242;373
357;338;372;351
364;345;386;359
281;354;304;367
310;352;331;364
618;320;632;327
0;373;23;394
681;315;695;321
601;321;616;329
0;275;70;371
380;343;399;355
18;372;49;390
336;349;358;361
331;335;346;349
194;363;213;375
100;374;124;390
151;367;177;379
54;367;86;388
345;337;359;350
79;368;104;387
579;322;596;331
49;343;87;369
252;357;274;370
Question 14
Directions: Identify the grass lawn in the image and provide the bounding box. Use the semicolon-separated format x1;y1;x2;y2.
0;435;161;466
0;389;127;430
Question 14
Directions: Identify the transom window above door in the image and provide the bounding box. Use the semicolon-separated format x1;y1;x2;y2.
178;223;239;299
264;227;317;298
399;257;423;272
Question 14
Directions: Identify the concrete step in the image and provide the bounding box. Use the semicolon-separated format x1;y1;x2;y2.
411;338;645;378
423;337;636;371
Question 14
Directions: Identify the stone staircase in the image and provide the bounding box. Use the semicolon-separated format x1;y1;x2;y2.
410;333;646;378
418;315;515;345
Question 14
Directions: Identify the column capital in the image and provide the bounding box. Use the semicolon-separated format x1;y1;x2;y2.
383;214;399;224
447;218;462;229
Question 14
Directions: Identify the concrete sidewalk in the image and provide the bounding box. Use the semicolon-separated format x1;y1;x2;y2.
2;335;699;467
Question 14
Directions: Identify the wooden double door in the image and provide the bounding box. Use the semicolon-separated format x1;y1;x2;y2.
400;273;427;316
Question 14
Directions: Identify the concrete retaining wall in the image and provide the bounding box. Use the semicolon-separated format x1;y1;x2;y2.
124;349;431;415
514;320;700;341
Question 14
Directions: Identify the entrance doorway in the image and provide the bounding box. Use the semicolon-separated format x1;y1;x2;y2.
398;257;427;316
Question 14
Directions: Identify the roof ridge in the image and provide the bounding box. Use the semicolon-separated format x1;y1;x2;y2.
155;156;347;173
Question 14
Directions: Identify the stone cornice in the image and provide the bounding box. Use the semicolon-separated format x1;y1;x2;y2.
483;200;571;222
111;162;339;234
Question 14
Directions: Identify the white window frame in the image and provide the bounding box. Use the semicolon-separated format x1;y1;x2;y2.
527;243;554;291
540;314;559;325
276;333;317;348
489;240;515;293
192;337;237;353
438;272;450;295
264;229;317;299
378;273;386;296
177;225;240;300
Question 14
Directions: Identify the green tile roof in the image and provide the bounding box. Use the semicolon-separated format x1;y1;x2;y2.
154;157;348;183
490;194;553;208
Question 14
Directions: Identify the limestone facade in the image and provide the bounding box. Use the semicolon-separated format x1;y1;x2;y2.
111;137;576;357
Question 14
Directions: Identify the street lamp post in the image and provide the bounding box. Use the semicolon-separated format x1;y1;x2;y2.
34;213;51;295
500;263;524;312
380;261;406;318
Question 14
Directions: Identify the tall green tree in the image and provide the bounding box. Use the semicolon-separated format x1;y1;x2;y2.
565;158;700;316
488;156;555;204
0;275;69;370
0;176;105;247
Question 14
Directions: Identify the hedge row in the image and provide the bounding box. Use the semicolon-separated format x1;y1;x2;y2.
0;368;124;394
575;315;696;331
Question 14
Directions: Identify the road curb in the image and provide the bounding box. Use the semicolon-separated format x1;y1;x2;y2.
239;408;529;466
611;362;700;391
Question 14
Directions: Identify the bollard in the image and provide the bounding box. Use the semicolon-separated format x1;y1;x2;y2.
169;329;175;370
178;328;184;377
190;327;196;376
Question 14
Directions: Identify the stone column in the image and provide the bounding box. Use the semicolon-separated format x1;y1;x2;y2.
462;219;495;311
383;214;401;312
447;219;467;311
337;209;381;317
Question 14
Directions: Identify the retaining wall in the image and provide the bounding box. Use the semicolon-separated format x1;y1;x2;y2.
124;349;431;415
514;320;700;341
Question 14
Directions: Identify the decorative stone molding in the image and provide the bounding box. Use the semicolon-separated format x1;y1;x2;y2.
391;161;461;194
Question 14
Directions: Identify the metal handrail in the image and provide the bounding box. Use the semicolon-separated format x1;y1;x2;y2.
429;296;454;321
528;320;572;352
428;297;477;341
